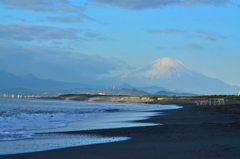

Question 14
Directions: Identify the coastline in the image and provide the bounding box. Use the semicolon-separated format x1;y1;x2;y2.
43;94;240;106
1;98;240;159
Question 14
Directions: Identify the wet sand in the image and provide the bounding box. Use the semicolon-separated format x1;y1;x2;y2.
1;104;240;159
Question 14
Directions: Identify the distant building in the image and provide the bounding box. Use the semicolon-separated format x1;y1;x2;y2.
238;92;240;96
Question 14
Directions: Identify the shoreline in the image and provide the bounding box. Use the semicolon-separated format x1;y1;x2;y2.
42;94;240;106
1;99;240;159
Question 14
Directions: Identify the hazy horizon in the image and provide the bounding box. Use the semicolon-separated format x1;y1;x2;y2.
0;0;240;86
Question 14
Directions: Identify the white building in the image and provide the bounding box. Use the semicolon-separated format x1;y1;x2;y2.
238;92;240;96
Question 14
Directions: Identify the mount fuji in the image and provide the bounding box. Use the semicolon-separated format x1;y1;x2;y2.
122;57;194;79
1;57;239;95
116;57;239;95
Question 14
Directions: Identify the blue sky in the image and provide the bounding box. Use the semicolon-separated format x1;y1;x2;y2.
0;0;240;86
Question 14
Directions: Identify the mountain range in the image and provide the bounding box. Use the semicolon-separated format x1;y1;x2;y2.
113;57;239;95
1;57;239;95
79;88;150;96
0;70;106;92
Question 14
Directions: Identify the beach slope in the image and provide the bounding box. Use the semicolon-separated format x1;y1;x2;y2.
1;103;240;159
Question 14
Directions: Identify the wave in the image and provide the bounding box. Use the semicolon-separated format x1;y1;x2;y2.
0;98;181;141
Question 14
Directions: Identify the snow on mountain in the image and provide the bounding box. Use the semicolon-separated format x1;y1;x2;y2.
119;57;239;95
121;57;194;79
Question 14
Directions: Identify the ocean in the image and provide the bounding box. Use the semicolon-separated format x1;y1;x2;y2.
0;98;181;155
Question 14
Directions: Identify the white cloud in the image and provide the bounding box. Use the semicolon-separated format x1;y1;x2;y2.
0;24;80;40
145;29;184;34
47;14;92;23
84;32;107;40
187;43;203;49
190;30;226;41
0;0;85;12
0;24;106;42
145;28;226;41
90;0;233;10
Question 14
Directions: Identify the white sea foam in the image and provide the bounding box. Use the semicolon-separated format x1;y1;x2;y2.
0;98;123;140
0;98;181;141
0;112;101;141
0;131;34;141
0;133;131;155
0;98;182;155
0;112;99;131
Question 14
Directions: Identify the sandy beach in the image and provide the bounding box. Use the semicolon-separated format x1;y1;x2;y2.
1;103;240;159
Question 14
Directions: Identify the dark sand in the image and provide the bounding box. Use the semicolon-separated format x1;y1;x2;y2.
1;104;240;159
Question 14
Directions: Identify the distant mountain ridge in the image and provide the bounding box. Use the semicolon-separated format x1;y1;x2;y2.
154;91;197;96
79;88;150;96
118;57;240;95
0;70;98;91
1;56;240;95
0;70;197;96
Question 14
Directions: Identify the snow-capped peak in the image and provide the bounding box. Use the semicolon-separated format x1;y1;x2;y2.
122;57;192;79
152;57;185;68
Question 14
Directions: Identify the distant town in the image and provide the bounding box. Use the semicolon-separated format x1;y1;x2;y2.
0;94;41;98
1;90;240;99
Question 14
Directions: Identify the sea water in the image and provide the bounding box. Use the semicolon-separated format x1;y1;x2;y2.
0;98;181;155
